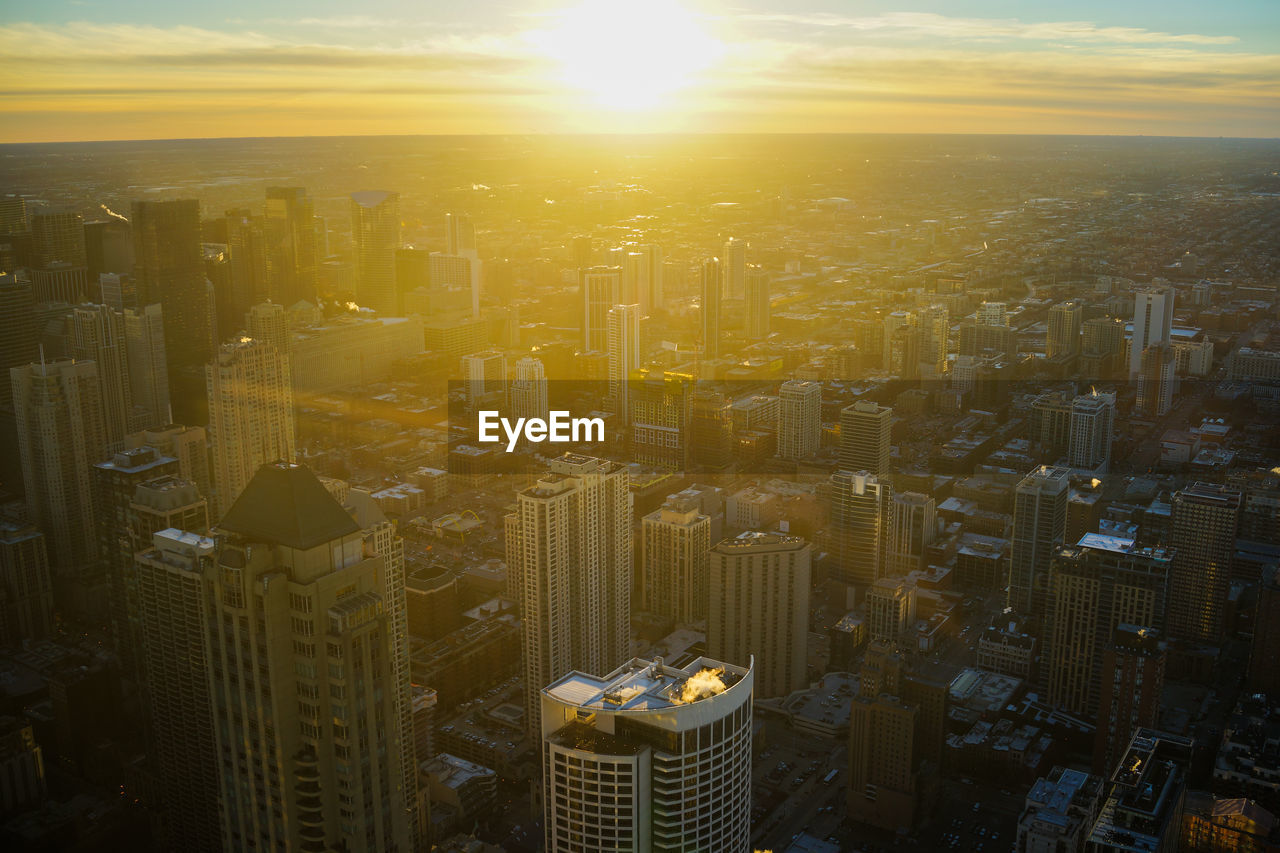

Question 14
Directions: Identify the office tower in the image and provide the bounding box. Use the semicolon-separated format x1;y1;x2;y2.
11;358;106;606
1129;284;1175;378
640;243;663;311
1069;389;1116;472
0;196;28;235
917;304;948;377
1251;565;1280;694
393;247;431;305
887;491;937;575
206;338;295;519
350;191;401;314
690;391;733;473
829;469;890;586
700;257;721;359
460;349;506;411
0;522;54;645
630;368;692;470
881;310;914;371
607;304;641;421
708;532;810;698
777;378;821;460
84;218;134;283
839;400;891;477
444;211;476;256
1016;767;1104;853
620;249;647;307
1167;482;1242;645
127;423;211;500
1047;301;1083;358
1043;534;1170;717
978;301;1006;326
1093;625;1167;777
246;300;289;354
1008;465;1070;615
866;576;918;642
1083;316;1126;359
131;200;213;422
203;243;233;342
1136;343;1175;417
93;446;179;670
225;208;268;320
510;355;549;423
428;250;474;294
30;210;89;303
640;496;711;623
202;462;412;850
722;237;746;299
847;693;922;831
541;656;753;853
580;265;621;352
98;272;133;311
263;187;317;307
68;303;131;448
0;273;37;415
506;454;631;732
744;265;770;340
1087;729;1192;850
128;475;208;551
960;301;1016;360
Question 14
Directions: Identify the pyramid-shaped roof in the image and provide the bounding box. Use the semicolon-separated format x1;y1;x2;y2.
219;462;361;550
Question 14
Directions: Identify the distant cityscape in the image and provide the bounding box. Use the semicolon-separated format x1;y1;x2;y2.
0;133;1278;853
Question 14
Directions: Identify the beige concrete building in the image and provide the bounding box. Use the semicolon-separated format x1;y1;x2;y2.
640;496;711;623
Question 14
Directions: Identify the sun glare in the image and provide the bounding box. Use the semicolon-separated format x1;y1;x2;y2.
533;0;722;111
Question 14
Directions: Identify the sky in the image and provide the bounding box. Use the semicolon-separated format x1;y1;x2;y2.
1;0;1277;142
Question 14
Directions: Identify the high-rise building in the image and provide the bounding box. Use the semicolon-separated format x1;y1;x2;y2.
225;208;268;320
887;491;937;575
640;243;663;312
1083;316;1125;360
607;304;641;422
1043;534;1170;717
1093;624;1167;777
11;357;106;609
1136;343;1175;417
510;355;548;423
865;576;918;642
1087;729;1192;851
839;400;892;477
708;532;810;698
30;210;89;303
745;265;770;339
722;237;746;299
829;469;890;585
847;693;923;831
700;257;721;359
0;274;37;411
84;218;134;284
1129;285;1175;379
131;199;213;423
128;475;208;552
1047;301;1083;358
506;454;631;732
580;265;621;352
1251;564;1280;695
245;300;289;354
123;303;170;430
778;378;821;460
444;212;476;256
640;496;711;623
1069;389;1116;472
264;186;318;307
630;368;692;471
0;522;54;645
68;303;132;448
203;462;412;850
126;423;210;500
541;656;753;853
1008;465;1070;615
460;349;506;411
690;391;733;473
620;249;648;307
350;191;401;314
1167;482;1242;645
206;338;295;518
1016;766;1104;853
917;304;949;377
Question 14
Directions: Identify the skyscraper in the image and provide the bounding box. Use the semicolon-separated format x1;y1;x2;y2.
205;462;412;851
640;243;663;312
700;257;721;359
865;576;918;642
630;368;692;471
690;390;733;473
225;208;268;320
0;522;54;645
1093;624;1167;777
263;186;318;307
1008;465;1070;615
68;303;132;448
887;491;937;575
640;496;711;623
778;378;821;461
541;656;753;853
607;303;641;422
917;303;949;377
127;423;211;500
459;349;506;411
1167;482;1242;645
621;249;648;307
721;237;746;299
206;338;296;518
1250;564;1280;695
1043;534;1170;717
1136;342;1175;417
708;532;810;698
1069;389;1116;472
123;303;170;430
744;265;770;340
11;357;106;611
510;355;549;423
350;191;401;314
245;300;289;354
1047;301;1083;358
1129;284;1175;378
830;469;890;585
505;454;631;732
30;210;89;304
131;199;213;423
847;693;923;831
580;265;621;352
839;400;892;477
444;212;481;317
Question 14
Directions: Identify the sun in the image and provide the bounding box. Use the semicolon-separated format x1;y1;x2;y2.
533;0;722;111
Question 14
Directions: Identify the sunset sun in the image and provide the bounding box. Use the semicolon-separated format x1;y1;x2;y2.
533;0;722;111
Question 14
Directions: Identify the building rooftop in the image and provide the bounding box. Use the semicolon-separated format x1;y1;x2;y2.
545;656;747;714
218;462;360;550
